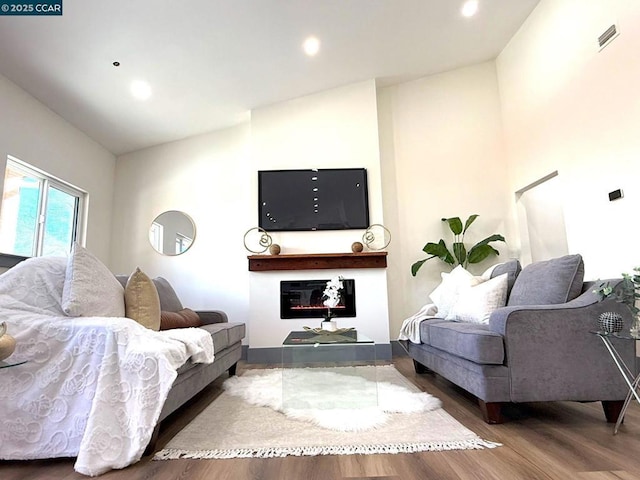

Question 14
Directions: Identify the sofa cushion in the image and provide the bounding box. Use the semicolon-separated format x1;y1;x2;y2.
124;267;161;330
428;322;505;365
419;318;450;345
226;322;246;345
199;323;231;352
62;243;125;317
490;259;521;299
160;308;202;330
446;273;508;324
153;277;184;312
507;254;584;306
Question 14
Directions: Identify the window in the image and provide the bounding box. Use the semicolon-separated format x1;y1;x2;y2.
0;157;86;257
515;171;568;264
175;232;193;255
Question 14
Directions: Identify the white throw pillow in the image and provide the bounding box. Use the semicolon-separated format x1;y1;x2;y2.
446;273;508;324
429;265;484;318
62;243;125;317
481;262;500;280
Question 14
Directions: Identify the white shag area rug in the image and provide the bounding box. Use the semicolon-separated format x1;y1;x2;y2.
223;366;441;431
154;365;500;460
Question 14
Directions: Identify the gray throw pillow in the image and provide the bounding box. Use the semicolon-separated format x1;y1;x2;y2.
490;259;522;299
115;274;128;289
153;277;184;312
507;254;584;306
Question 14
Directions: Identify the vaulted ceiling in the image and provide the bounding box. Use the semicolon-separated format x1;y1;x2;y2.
0;0;540;155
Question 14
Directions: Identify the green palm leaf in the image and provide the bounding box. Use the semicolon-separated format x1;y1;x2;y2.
441;217;463;235
473;234;506;246
463;214;479;234
422;240;455;264
411;259;430;277
467;244;499;264
411;215;505;276
452;242;467;266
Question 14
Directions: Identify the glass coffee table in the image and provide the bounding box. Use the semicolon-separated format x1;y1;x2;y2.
281;329;378;410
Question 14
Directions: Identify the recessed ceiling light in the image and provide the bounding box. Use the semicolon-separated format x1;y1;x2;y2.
130;80;152;101
303;36;320;56
461;0;479;17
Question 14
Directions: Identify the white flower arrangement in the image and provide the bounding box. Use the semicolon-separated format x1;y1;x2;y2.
322;275;344;309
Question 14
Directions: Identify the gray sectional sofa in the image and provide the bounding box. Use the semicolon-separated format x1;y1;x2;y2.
405;255;636;424
116;275;245;450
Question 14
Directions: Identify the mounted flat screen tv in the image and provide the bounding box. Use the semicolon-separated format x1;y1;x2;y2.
258;168;369;232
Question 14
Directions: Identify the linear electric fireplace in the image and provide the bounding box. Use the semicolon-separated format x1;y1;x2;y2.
280;279;356;319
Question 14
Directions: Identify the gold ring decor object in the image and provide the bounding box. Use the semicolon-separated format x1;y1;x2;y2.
362;224;391;250
243;227;273;254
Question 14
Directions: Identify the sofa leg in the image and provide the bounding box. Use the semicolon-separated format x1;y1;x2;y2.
228;362;237;377
602;400;624;423
412;359;432;374
478;400;504;424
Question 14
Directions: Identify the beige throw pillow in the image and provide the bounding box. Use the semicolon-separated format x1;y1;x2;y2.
62;243;125;317
125;267;161;331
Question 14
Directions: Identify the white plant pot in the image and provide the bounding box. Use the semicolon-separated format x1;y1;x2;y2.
321;320;337;332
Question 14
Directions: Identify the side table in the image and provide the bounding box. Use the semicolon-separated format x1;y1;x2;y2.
592;331;640;434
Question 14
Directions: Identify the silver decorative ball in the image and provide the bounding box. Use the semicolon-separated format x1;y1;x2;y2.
598;311;624;333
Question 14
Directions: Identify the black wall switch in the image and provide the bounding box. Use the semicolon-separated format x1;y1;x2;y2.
608;189;623;201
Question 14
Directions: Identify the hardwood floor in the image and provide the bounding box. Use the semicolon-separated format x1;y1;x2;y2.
2;357;640;480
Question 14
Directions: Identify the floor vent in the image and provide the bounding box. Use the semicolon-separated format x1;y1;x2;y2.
598;24;619;50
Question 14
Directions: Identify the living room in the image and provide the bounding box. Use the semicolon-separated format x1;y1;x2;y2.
1;0;639;478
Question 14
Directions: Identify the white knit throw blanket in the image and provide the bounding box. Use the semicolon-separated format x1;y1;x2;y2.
398;303;439;343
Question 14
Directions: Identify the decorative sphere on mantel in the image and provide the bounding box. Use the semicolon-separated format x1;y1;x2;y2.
351;241;364;253
269;244;281;255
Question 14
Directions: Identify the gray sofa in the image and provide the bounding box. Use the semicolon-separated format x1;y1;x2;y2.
405;255;636;424
116;275;245;449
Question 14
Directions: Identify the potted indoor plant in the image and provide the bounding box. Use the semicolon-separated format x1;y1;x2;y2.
321;275;343;331
411;214;505;276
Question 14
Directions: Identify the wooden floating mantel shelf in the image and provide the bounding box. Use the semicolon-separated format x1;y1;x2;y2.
248;251;387;272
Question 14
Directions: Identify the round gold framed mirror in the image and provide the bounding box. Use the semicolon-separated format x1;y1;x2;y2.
149;210;196;256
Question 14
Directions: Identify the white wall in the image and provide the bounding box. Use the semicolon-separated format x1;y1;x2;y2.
497;0;640;278
250;80;385;253
110;125;252;326
248;80;390;349
111;81;391;350
377;62;511;338
0;73;116;262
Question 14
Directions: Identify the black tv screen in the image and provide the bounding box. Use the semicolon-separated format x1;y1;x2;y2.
258;168;370;232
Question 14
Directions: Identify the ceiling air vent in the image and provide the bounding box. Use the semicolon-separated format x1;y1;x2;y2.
598;24;619;51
